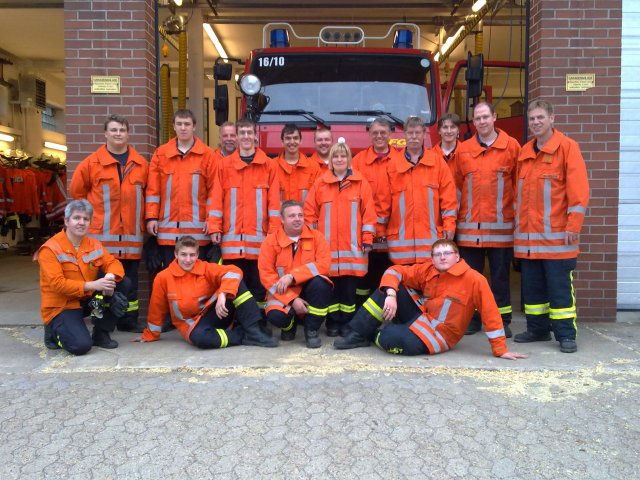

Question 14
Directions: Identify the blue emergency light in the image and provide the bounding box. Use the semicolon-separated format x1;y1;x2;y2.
270;29;290;48
393;29;413;48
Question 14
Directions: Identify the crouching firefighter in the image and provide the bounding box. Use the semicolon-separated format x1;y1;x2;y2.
135;235;278;348
38;199;130;355
334;239;528;360
258;200;332;348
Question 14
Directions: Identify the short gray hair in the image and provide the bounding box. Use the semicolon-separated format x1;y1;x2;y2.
65;199;93;220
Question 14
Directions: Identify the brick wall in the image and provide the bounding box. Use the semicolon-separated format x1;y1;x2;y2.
528;0;622;321
64;0;157;321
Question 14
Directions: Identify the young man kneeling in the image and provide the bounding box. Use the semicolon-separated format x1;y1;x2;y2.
136;236;277;348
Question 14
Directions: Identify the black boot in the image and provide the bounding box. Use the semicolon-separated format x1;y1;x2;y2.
242;323;279;347
92;327;118;349
226;326;244;346
44;323;60;350
334;330;370;349
280;318;297;341
464;315;482;335
503;322;513;339
305;327;321;349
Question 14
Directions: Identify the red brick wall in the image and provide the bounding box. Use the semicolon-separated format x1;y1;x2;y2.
64;0;157;320
528;0;621;321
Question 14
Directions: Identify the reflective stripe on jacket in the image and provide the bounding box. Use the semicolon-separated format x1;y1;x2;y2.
452;130;520;248
141;259;242;343
70;145;148;259
380;259;508;356
275;153;321;204
514;129;589;259
304;169;377;277
379;149;458;264
210;148;281;260
145;137;217;246
258;224;332;314
37;231;124;325
352;145;403;242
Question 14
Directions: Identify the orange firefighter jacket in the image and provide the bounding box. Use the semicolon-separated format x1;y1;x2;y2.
209;148;281;260
352;145;403;242
304;169;377;277
275;152;321;204
308;152;329;172
70;145;149;259
378;149;458;264
451;130;521;248
432;143;459;169
141;259;243;343
514;129;589;260
37;231;124;325
258;224;332;314
381;259;508;356
145;137;217;246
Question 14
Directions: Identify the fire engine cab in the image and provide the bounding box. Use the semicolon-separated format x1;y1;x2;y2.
213;23;523;155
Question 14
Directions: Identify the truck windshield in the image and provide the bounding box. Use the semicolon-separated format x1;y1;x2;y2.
250;51;435;126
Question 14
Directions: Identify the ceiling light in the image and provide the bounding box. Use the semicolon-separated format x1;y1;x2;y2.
472;0;487;13
43;141;67;152
0;133;14;142
171;0;183;6
204;24;228;63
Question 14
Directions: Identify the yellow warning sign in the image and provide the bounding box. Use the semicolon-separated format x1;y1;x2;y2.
566;73;595;92
91;76;121;94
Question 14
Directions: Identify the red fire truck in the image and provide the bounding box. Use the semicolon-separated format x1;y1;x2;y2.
213;23;525;155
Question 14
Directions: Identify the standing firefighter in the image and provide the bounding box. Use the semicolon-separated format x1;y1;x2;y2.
69;114;148;332
513;99;590;353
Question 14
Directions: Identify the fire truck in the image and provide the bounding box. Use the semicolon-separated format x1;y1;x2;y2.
213;23;525;155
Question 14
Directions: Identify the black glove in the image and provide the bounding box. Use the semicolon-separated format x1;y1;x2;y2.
142;236;164;274
205;244;222;264
108;291;129;318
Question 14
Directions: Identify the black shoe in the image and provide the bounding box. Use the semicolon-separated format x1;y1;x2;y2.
559;338;577;353
44;324;60;350
280;323;297;341
117;323;145;333
326;327;340;337
503;323;512;339
334;331;370;350
242;327;279;348
513;330;552;343
92;329;118;349
465;317;482;335
305;329;321;349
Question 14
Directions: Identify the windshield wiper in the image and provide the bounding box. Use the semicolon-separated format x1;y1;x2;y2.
329;110;404;127
260;110;330;129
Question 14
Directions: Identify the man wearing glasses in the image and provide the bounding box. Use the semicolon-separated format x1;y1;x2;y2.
334;239;528;360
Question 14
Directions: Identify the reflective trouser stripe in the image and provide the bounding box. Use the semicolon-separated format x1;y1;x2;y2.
339;303;355;313
307;306;328;316
282;317;295;331
363;297;384;322
217;329;228;348
374;331;382;349
498;305;512;315
549;306;576;320
127;300;139;312
328;303;340;313
524;303;550;315
356;288;371;296
233;290;253;307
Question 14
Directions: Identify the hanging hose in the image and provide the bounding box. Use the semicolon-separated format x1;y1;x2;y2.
160;64;174;143
475;30;483;56
177;30;187;110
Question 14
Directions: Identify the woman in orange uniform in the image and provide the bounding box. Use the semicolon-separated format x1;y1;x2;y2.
304;140;377;336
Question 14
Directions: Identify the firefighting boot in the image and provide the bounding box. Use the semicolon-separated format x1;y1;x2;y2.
44;323;60;350
92;327;118;349
280;316;297;341
225;326;244;347
333;330;370;349
304;327;321;349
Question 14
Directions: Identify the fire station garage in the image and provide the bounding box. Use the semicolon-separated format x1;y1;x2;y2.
0;0;636;322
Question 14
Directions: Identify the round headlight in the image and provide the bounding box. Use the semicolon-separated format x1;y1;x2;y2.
239;74;261;96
